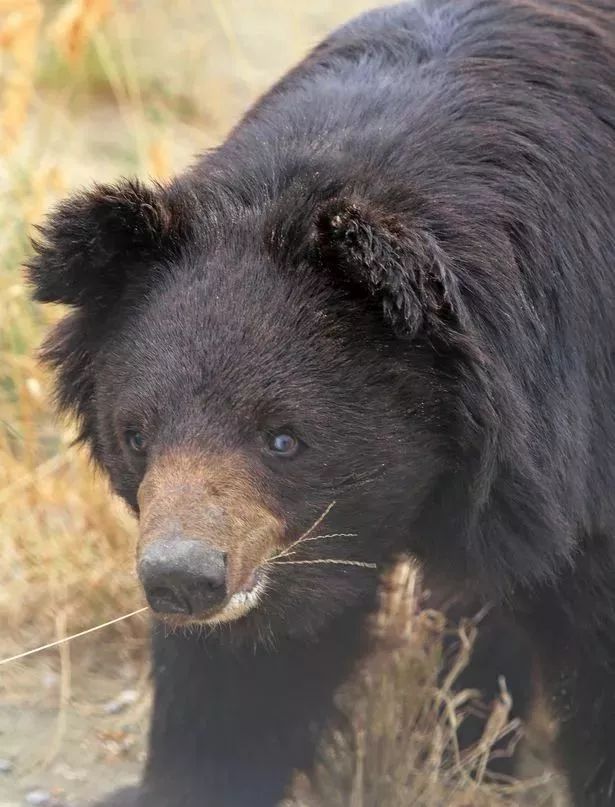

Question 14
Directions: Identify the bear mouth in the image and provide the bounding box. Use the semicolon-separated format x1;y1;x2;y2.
202;572;268;625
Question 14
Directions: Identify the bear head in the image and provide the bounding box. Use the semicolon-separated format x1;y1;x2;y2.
27;172;567;641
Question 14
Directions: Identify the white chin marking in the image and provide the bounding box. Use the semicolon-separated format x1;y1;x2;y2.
203;580;266;625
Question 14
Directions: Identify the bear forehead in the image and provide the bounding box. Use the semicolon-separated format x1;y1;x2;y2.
96;251;385;417
125;272;337;370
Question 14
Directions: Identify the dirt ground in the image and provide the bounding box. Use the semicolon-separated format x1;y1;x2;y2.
0;645;149;807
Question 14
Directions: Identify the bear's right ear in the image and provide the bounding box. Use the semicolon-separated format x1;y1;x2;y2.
313;198;467;338
27;179;189;311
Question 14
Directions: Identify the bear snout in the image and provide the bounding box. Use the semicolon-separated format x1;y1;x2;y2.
136;449;284;623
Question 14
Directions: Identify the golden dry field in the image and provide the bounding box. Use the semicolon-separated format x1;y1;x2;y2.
0;2;567;805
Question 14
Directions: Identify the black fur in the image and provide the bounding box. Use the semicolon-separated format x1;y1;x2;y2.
30;1;615;805
314;198;466;335
29;179;190;309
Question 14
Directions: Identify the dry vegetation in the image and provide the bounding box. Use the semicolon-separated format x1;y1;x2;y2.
283;561;566;807
1;2;566;805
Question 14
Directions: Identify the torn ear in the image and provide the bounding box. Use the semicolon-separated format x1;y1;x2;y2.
314;199;464;336
27;179;188;310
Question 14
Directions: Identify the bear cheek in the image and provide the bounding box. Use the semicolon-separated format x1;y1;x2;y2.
136;449;285;617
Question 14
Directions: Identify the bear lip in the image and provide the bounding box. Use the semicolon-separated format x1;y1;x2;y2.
200;574;267;625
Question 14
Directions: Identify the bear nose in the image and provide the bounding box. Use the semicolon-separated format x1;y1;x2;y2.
138;539;227;616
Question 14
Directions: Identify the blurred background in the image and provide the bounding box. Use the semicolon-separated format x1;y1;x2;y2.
0;2;566;805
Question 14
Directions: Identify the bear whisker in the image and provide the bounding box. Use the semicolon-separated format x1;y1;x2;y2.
265;500;337;562
298;500;336;540
268;533;358;563
268;559;378;569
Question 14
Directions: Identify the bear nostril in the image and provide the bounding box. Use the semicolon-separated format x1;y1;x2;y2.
205;576;225;590
147;585;191;615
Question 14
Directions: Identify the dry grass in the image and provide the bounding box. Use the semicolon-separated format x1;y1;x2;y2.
285;561;564;807
0;2;565;804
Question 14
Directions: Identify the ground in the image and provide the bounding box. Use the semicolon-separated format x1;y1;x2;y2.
0;644;148;807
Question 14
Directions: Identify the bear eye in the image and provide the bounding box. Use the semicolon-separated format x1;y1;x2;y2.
125;429;147;454
266;430;300;457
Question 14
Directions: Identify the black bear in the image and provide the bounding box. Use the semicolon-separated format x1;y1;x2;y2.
28;0;615;805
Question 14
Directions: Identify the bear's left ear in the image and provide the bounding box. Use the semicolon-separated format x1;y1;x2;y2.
314;199;465;336
27;179;189;311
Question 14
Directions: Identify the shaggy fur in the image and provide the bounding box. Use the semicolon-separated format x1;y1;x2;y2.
29;1;615;805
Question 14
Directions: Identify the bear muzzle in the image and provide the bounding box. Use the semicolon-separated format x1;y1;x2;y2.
136;450;283;624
